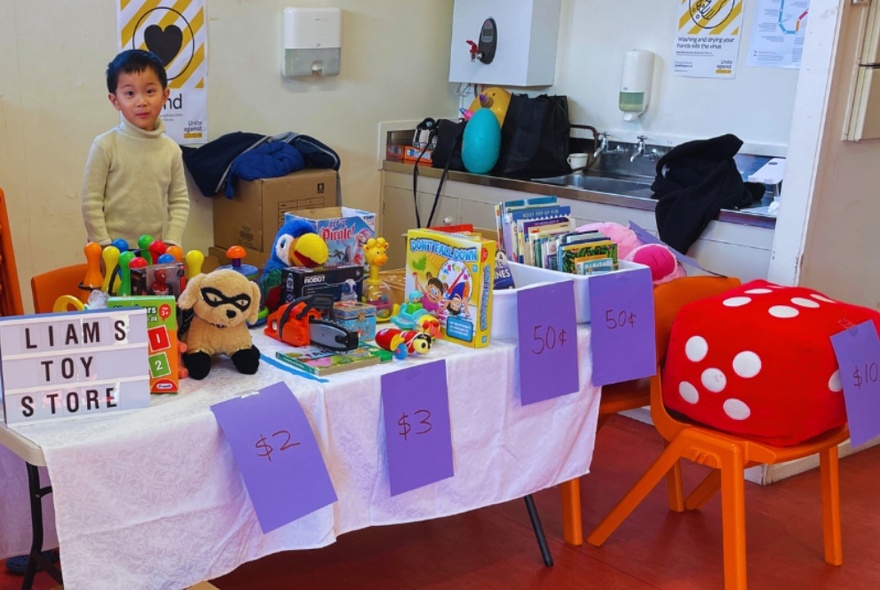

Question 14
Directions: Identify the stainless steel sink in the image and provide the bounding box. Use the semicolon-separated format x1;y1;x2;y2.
531;174;653;196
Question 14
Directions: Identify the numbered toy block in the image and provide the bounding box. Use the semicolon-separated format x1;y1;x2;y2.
284;206;376;268
404;228;496;348
108;295;180;394
663;280;880;446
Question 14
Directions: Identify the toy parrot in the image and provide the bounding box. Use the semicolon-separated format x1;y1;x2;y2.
259;219;329;313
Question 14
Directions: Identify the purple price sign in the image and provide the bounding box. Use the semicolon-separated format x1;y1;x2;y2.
588;266;656;386
831;320;880;447
381;360;454;496
516;281;579;405
211;382;337;534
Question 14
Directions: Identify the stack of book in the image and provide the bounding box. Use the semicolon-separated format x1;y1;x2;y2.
494;197;618;275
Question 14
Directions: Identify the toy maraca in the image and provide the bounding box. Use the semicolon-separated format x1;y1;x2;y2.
117;251;135;296
138;234;155;264
166;245;184;263
81;242;104;301
101;246;121;293
184;249;205;278
149;240;167;264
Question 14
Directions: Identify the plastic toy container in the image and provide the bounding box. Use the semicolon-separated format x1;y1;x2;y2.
491;260;647;339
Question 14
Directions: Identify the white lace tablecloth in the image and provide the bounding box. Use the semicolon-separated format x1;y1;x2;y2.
0;328;600;590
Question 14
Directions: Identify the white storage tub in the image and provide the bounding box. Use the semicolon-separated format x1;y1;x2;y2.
491;260;647;340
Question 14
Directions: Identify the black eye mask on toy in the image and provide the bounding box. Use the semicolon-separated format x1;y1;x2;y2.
200;287;251;313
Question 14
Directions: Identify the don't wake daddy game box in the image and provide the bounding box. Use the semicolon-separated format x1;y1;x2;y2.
404;228;496;348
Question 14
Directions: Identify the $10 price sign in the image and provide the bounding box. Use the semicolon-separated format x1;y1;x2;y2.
830;320;880;447
516;281;579;405
381;360;454;496
588;266;656;386
211;381;337;533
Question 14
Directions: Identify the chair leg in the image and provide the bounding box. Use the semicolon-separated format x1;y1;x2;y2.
587;438;688;547
524;494;554;567
685;470;722;510
666;458;685;512
719;447;748;590
559;478;583;546
819;445;843;566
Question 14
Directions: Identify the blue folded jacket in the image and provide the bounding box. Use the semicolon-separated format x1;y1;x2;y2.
224;142;305;198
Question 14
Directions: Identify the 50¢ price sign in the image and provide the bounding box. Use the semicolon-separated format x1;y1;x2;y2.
211;382;337;533
588;266;656;386
831;320;880;447
382;361;454;496
517;282;579;405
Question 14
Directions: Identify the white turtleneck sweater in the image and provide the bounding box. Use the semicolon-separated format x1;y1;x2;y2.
81;117;190;247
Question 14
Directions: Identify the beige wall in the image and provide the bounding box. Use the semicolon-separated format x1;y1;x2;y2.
0;1;456;312
3;0;851;314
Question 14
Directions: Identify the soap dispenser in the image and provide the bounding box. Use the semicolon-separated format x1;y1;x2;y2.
619;49;654;121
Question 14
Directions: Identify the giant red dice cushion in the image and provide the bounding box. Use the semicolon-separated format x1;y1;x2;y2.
663;280;880;446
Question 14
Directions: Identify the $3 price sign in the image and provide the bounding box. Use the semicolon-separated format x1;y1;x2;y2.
398;409;432;441
255;429;301;461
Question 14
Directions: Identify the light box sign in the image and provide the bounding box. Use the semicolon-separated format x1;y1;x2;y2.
0;309;151;425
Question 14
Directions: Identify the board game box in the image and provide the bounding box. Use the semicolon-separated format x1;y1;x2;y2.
107;295;179;394
404;228;496;348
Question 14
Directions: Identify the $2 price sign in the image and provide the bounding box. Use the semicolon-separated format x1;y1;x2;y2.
516;282;579;405
830;320;880;447
588;266;656;386
381;361;454;496
255;430;301;461
210;382;337;533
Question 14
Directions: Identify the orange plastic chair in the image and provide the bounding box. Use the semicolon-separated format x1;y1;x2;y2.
0;188;24;317
586;276;848;590
559;275;743;545
30;263;89;313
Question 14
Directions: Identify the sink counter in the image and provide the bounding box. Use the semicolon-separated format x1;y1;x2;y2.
382;160;776;230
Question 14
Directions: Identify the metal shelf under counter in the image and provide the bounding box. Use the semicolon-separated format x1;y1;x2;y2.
382;160;776;230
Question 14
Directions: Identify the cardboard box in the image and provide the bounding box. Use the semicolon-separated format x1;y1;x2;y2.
404;228;496;348
279;264;365;307
213;169;336;256
284;207;376;268
404;146;432;165
107;296;180;394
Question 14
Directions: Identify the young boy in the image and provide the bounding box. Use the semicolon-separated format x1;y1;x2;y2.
81;49;190;247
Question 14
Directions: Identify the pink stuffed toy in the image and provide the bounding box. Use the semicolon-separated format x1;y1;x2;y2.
576;221;686;284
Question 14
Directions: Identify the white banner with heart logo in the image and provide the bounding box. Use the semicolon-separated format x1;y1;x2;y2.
117;0;208;145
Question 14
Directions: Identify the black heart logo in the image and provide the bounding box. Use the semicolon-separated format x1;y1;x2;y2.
144;24;183;67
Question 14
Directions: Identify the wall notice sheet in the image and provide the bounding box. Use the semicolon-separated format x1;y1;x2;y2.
746;0;809;69
673;0;745;79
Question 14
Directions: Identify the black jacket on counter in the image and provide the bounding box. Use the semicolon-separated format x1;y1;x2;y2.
651;133;764;254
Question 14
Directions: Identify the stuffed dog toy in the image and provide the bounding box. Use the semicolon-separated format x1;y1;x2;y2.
178;268;262;380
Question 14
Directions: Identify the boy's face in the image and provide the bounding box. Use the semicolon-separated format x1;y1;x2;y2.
108;68;169;132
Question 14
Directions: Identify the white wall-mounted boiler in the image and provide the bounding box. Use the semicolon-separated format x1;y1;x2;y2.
448;0;561;87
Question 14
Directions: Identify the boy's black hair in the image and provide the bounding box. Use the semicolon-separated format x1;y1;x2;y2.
106;49;168;93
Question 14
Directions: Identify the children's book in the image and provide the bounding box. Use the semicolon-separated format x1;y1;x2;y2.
275;343;392;376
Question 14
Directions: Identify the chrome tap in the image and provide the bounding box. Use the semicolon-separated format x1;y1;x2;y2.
593;132;610;159
630;135;647;162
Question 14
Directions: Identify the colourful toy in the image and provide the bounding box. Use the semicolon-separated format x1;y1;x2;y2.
264;294;358;351
576;221;686;284
82;242;104;297
101;245;121;293
138;235;155;264
375;327;434;360
467;86;511;127
220;245;260;281
390;290;441;336
184;249;205;279
260;219;329;312
177;268;262;380
362;237;398;322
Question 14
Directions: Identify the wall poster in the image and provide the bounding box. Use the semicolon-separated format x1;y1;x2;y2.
116;0;208;145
